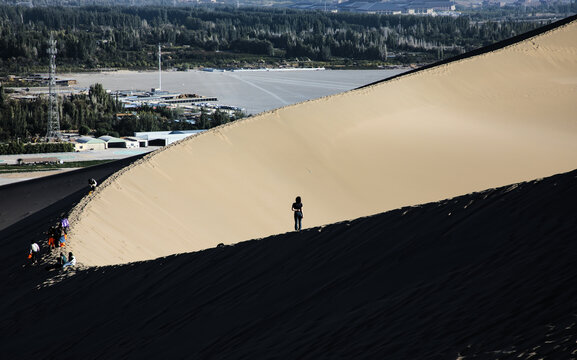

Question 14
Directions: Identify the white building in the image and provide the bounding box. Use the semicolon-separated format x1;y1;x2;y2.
99;135;127;148
123;137;145;148
134;130;205;147
73;137;107;151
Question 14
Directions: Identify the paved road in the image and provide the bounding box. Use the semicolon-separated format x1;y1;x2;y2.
0;147;160;186
0;153;147;232
0;146;160;165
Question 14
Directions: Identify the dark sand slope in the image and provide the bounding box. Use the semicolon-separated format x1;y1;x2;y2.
0;155;146;303
69;15;577;265
1;168;576;359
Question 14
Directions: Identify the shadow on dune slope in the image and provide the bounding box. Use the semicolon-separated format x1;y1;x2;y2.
1;168;576;359
0;154;147;296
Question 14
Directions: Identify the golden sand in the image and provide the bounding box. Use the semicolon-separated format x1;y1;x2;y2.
68;20;577;266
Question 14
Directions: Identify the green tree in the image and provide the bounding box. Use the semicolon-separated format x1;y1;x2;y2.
79;124;91;135
211;109;229;127
198;108;210;129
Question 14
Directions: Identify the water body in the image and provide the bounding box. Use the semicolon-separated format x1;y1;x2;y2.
62;69;406;115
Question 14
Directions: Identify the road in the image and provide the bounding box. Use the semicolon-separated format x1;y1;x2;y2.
0;147;160;186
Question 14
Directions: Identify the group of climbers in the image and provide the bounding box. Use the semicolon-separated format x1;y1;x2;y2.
26;179;99;268
47;218;69;250
27;216;76;270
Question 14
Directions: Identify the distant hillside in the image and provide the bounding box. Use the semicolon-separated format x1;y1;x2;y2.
0;4;548;74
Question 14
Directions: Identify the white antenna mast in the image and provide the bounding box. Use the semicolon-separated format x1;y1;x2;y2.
158;44;162;91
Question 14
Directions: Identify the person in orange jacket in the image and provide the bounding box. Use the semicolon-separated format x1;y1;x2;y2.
59;230;67;247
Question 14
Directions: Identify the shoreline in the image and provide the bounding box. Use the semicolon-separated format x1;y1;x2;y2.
64;66;410;75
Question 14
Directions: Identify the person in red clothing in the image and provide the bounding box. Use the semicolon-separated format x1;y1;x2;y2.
47;226;58;249
48;235;56;249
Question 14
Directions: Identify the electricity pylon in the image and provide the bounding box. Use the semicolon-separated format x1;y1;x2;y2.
46;33;61;140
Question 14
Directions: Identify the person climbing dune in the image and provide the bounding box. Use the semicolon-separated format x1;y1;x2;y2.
60;217;69;233
58;230;67;248
28;241;40;264
44;252;69;271
47;226;57;249
62;252;76;268
59;252;67;266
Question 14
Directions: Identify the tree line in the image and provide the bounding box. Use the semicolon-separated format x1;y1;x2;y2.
0;84;241;142
0;141;73;155
0;5;549;72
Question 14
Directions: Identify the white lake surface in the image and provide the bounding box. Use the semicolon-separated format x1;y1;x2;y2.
62;69;407;115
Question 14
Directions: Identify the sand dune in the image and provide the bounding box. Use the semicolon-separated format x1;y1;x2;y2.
68;16;577;266
2;16;577;359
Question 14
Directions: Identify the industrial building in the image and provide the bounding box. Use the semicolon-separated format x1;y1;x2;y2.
73;137;107;152
99;135;127;148
134;130;205;146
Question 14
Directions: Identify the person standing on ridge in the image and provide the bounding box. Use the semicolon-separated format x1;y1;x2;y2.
292;196;303;231
88;178;97;193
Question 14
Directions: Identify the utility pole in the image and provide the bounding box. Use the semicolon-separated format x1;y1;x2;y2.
158;44;162;91
46;33;61;140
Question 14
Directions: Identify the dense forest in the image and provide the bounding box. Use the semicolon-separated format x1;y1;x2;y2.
0;84;239;142
0;5;551;73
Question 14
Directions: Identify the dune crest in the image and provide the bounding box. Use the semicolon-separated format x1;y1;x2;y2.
69;18;577;266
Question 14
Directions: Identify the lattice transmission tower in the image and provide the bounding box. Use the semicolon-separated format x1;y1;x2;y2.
46;33;61;140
